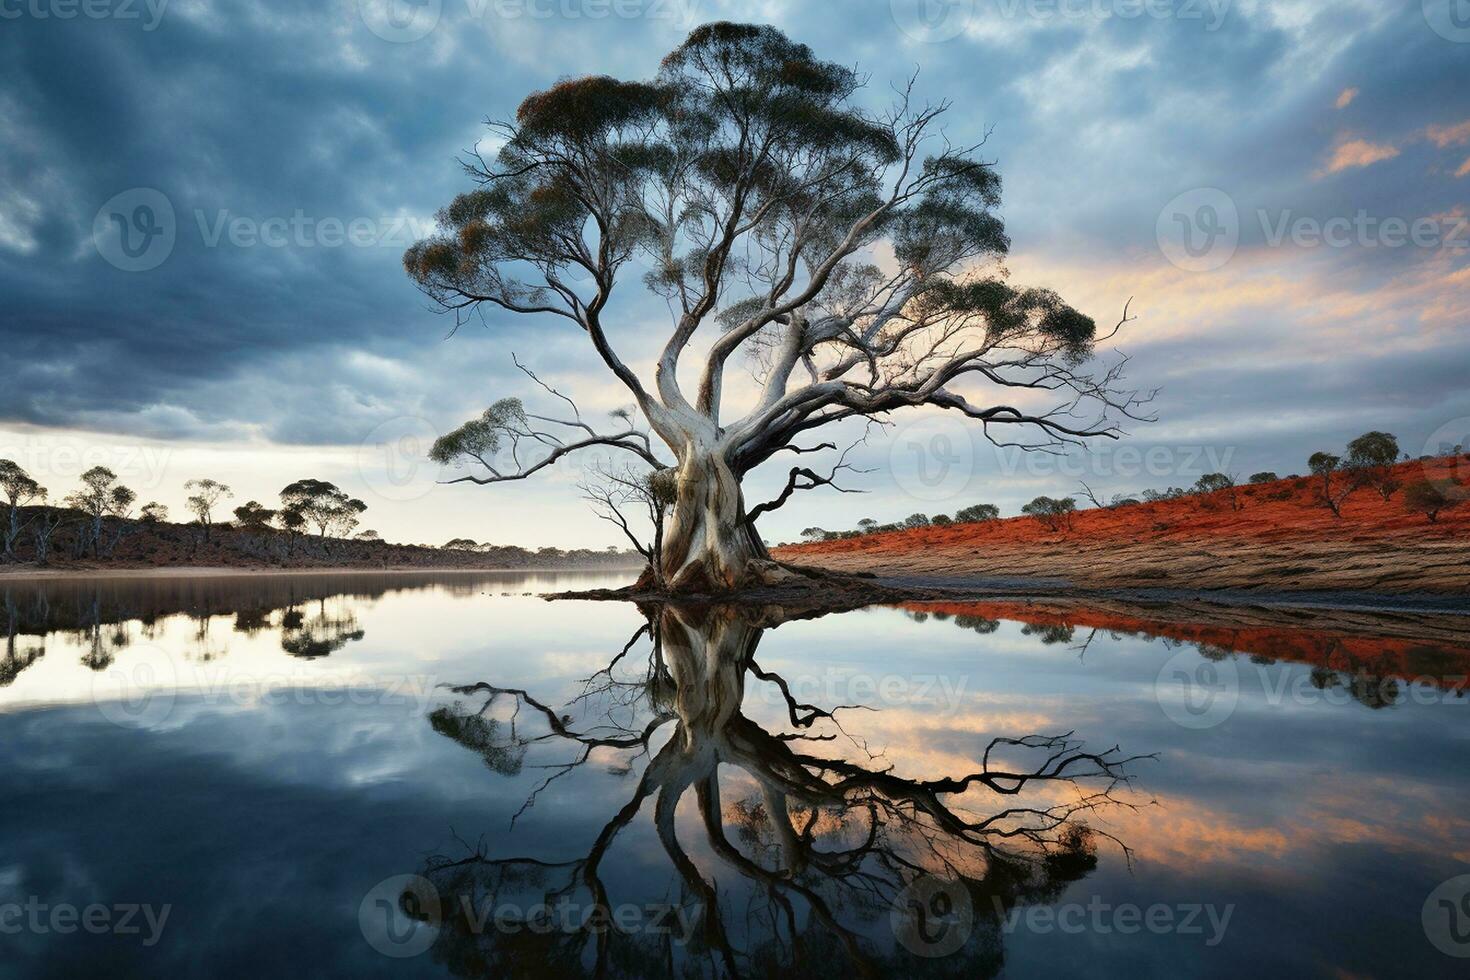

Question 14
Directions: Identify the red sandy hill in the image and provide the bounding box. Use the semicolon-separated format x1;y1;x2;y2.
777;457;1470;596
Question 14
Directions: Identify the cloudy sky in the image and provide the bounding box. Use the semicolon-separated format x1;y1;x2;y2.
2;0;1467;548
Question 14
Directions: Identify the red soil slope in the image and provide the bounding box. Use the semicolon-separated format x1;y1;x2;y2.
778;457;1470;595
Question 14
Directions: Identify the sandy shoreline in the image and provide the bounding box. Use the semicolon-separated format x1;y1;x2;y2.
1;564;1464;619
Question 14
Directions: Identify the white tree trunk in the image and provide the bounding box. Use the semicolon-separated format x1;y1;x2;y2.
657;450;771;592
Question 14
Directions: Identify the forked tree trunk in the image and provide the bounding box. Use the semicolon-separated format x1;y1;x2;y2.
656;451;772;593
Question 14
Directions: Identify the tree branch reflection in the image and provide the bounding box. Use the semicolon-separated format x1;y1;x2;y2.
418;603;1150;978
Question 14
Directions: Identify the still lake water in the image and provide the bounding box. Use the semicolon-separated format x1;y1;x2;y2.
2;571;1469;978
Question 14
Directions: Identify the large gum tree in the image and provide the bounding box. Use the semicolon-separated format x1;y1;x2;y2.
406;22;1148;593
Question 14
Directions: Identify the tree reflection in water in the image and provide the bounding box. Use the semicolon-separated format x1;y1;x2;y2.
418;603;1148;978
279;600;365;659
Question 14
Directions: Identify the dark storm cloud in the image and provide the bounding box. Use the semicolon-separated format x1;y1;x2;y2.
0;0;1466;461
0;0;625;441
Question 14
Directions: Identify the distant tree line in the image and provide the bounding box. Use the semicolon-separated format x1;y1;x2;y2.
0;461;638;568
794;501;1002;543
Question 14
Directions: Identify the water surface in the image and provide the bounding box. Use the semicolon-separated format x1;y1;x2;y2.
2;572;1468;978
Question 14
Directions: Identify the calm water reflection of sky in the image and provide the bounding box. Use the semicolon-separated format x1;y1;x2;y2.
1;573;1468;978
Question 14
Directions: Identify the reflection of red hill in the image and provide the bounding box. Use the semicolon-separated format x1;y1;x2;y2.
779;457;1470;594
905;598;1470;693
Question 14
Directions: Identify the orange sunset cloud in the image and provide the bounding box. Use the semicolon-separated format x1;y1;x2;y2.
1320;136;1400;176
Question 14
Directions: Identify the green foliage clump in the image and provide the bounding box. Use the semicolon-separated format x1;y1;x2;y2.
1021;496;1076;531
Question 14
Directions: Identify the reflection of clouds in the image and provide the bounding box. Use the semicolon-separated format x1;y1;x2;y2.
1116;776;1470;874
0;581;1465;973
758;604;1470;897
768;673;1470;886
1111;793;1293;870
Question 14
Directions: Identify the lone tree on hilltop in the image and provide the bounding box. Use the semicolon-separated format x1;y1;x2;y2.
279;479;366;540
65;466;135;557
184;478;233;542
233;500;276;532
1193;472;1242;510
406;22;1149;592
1022;495;1077;532
1344;431;1401;501
955;502;1000;523
1308;451;1354;519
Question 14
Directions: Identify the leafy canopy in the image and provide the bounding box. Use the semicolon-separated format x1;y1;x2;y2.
403;22;1129;479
